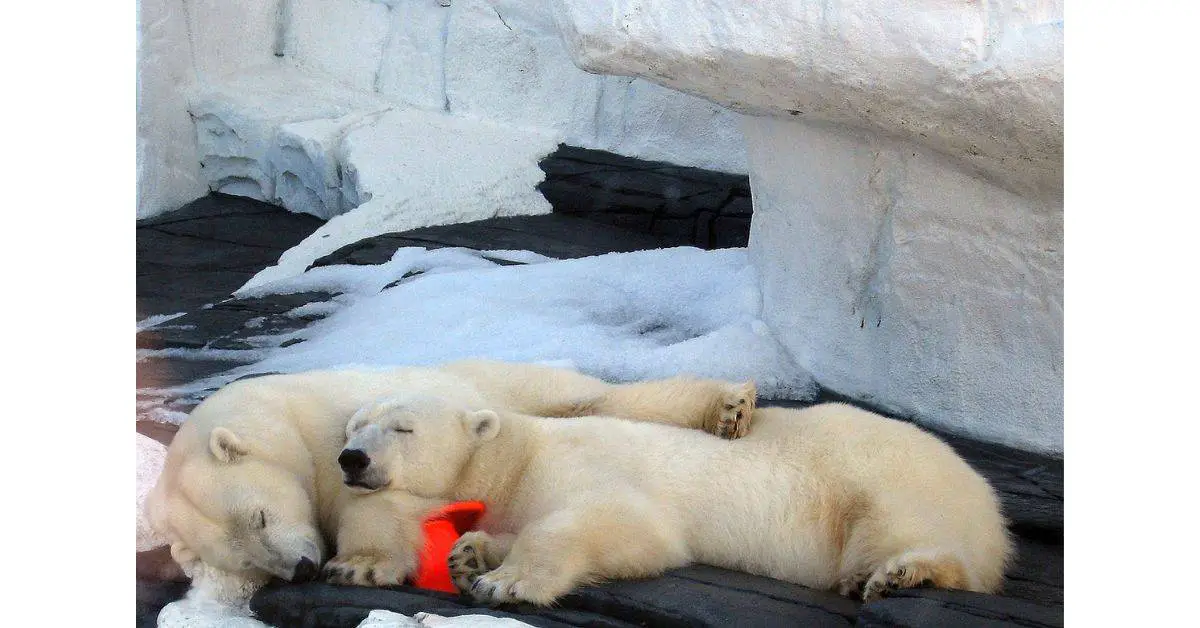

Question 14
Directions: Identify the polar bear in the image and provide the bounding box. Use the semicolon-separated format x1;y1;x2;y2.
145;360;755;590
344;396;1012;605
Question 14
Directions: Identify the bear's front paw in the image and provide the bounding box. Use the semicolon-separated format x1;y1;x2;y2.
715;381;757;439
448;531;495;594
321;553;412;587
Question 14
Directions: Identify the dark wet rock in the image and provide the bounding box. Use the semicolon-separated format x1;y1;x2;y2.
538;145;753;250
311;213;674;269
137;193;324;318
137;579;190;628
251;565;857;628
857;589;1063;627
251;582;608;628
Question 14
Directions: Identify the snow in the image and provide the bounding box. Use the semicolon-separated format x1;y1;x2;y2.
157;562;272;628
137;312;186;332
192;65;563;291
150;246;815;407
136;433;169;552
359;610;536;628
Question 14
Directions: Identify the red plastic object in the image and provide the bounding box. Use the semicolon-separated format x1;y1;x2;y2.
409;501;487;593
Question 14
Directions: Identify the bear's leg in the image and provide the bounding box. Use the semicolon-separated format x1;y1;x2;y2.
447;531;516;594
467;503;687;606
859;549;969;602
550;378;758;439
323;491;444;587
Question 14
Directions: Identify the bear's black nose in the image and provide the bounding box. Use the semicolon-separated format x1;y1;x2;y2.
338;449;370;474
291;556;317;583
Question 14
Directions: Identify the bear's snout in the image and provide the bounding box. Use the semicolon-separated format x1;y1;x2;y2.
338;449;370;474
290;556;318;583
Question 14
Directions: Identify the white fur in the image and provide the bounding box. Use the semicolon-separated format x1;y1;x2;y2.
145;360;754;592
371;400;1012;605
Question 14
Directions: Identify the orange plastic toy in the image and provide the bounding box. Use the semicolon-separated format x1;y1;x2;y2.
409;501;487;593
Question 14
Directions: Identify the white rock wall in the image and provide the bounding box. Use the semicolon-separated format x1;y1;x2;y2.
550;0;1064;453
137;0;749;219
138;0;285;218
746;118;1062;452
551;0;1063;199
137;0;205;219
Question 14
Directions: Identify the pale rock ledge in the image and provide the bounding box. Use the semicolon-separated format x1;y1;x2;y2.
550;0;1064;453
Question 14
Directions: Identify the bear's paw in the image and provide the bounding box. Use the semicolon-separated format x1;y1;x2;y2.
448;531;496;595
321;552;412;588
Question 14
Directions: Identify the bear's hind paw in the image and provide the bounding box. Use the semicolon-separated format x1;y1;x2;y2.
860;552;954;602
715;381;757;439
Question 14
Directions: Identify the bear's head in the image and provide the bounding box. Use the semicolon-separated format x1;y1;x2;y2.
145;420;326;584
338;394;499;498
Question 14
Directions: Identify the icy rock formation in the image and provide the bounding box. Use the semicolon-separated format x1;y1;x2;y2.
137;0;748;218
551;0;1064;453
190;64;392;219
216;68;561;290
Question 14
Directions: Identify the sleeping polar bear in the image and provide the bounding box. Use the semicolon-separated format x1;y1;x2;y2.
342;396;1012;604
146;359;756;590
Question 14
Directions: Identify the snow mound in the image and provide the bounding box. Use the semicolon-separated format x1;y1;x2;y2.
136;433;169;552
235;105;560;291
180;246;815;402
190;62;561;292
359;609;536;628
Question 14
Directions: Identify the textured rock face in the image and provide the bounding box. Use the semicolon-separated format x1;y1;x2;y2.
551;0;1063;199
137;0;205;219
747;118;1062;453
551;0;1063;453
137;0;750;219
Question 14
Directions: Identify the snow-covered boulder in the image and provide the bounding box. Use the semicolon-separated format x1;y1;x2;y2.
550;0;1064;453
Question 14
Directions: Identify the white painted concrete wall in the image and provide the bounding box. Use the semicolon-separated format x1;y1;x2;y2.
137;0;204;219
136;0;749;219
746;118;1062;452
551;0;1064;453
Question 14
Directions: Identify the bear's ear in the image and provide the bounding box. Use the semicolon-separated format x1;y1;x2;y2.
209;427;249;463
463;409;500;443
